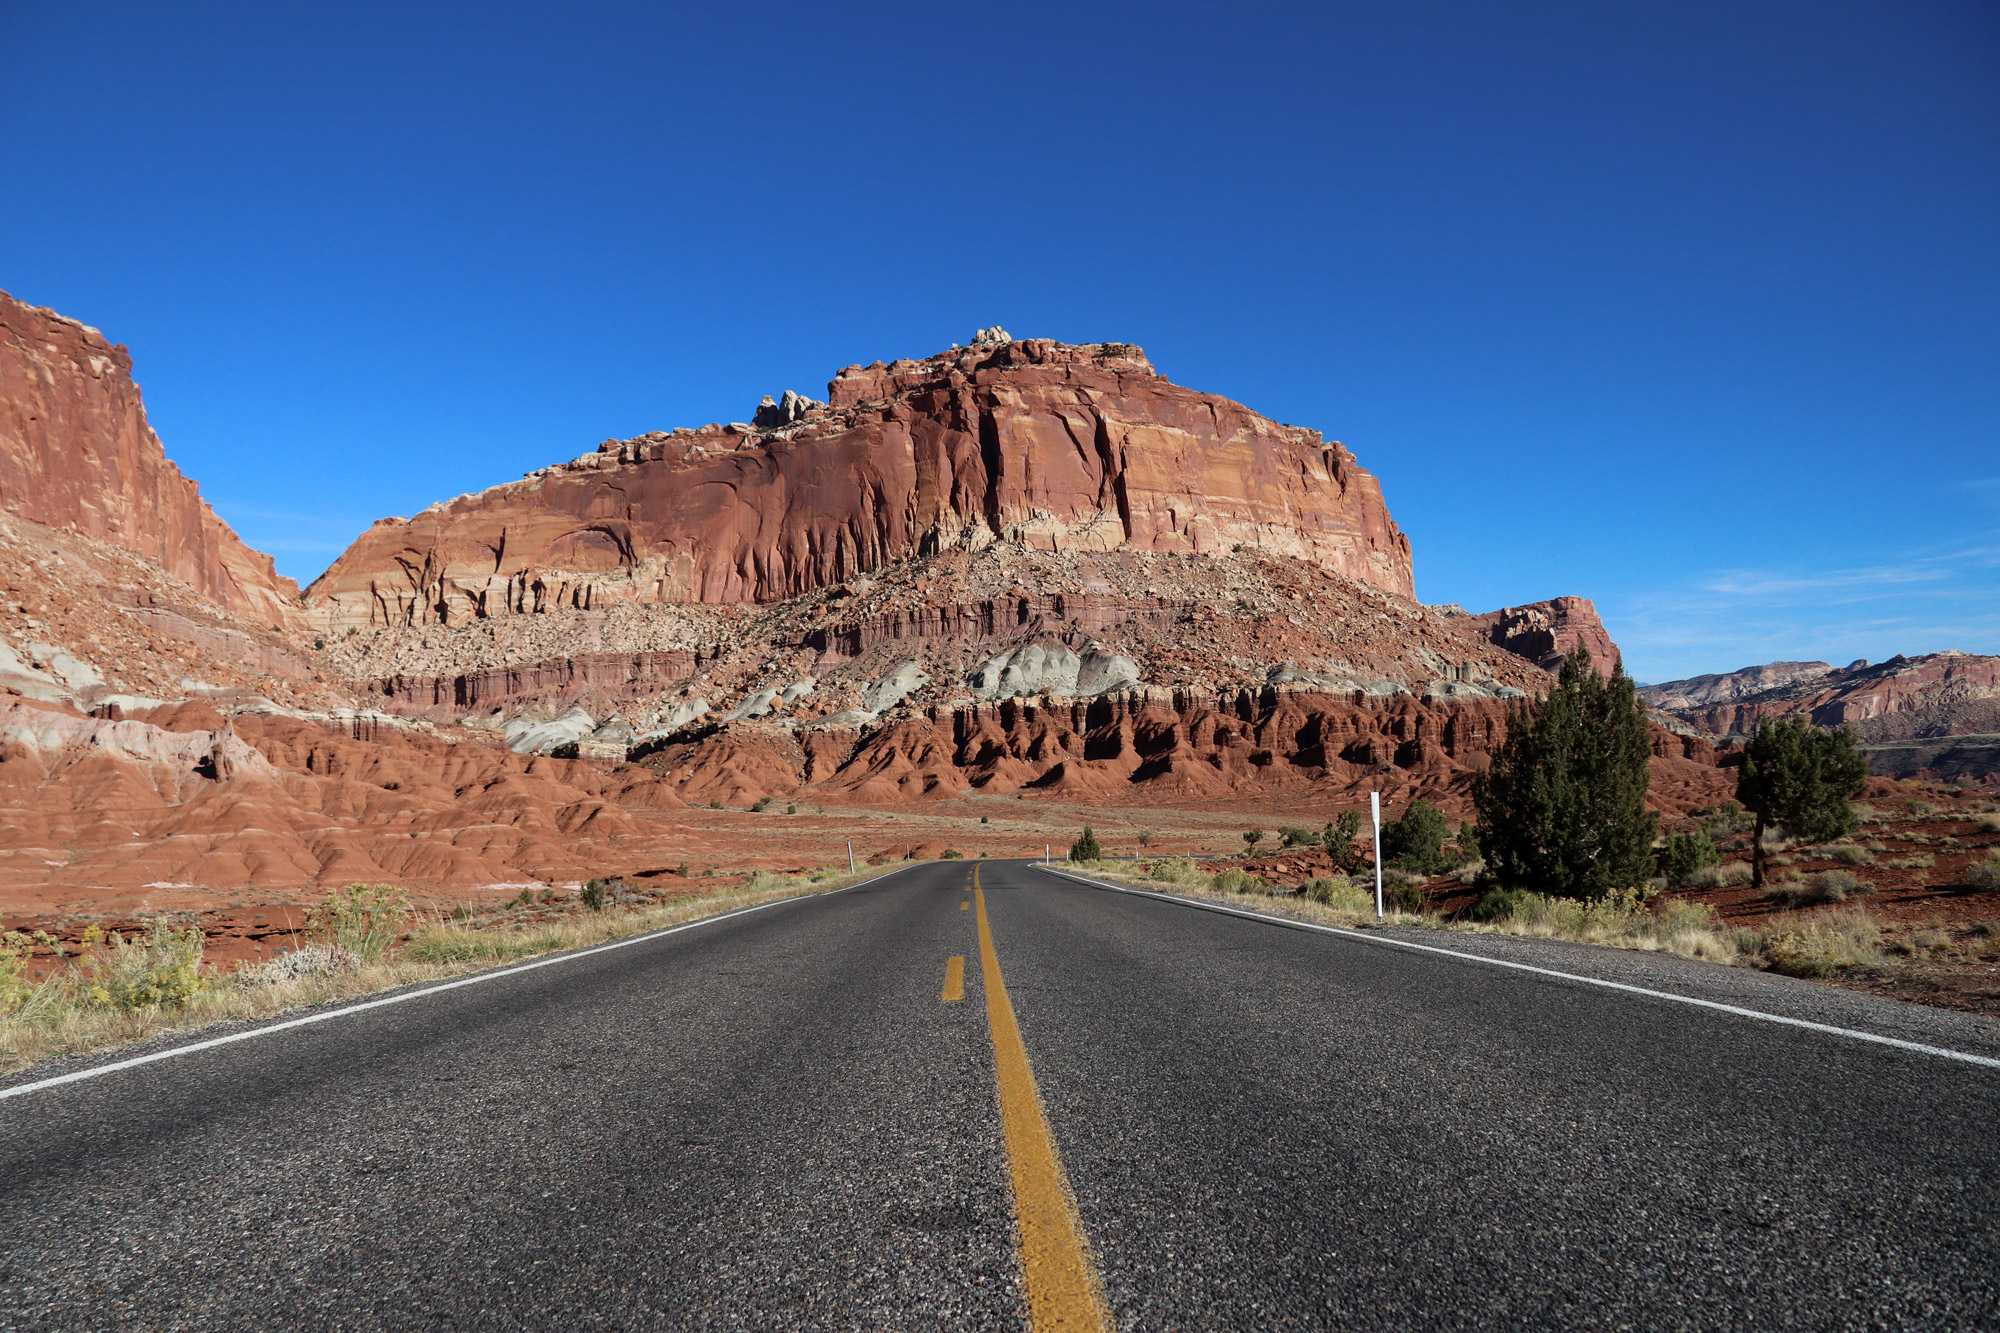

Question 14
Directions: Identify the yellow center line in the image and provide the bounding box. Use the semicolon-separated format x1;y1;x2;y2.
942;955;965;1002
974;874;1113;1331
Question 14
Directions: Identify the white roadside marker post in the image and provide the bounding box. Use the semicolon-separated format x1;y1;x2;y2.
847;841;855;874
1371;791;1384;920
1046;843;1051;866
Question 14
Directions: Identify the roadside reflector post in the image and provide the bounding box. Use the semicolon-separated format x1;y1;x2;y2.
847;840;855;874
1371;791;1384;920
1046;843;1051;866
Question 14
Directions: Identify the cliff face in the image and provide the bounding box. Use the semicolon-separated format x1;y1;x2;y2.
1638;661;1836;711
304;338;1414;628
0;290;300;628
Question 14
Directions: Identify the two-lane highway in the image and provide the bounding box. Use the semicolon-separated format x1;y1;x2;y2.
3;858;1997;1329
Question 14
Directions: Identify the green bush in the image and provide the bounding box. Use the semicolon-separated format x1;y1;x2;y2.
1300;876;1370;910
1069;826;1102;862
1762;910;1880;978
750;797;771;812
1657;830;1721;887
1279;826;1321;848
1382;799;1449;873
1323;811;1367;875
1242;829;1265;851
306;884;413;963
580;877;612;912
1466;887;1534;923
940;848;965;859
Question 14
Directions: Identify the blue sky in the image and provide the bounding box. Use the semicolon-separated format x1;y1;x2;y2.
2;1;1994;683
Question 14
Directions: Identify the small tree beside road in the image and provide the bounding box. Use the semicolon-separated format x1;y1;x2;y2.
1472;647;1656;900
1736;718;1869;887
1069;826;1102;862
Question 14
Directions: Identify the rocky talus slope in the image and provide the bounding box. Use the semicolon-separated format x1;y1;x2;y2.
0;290;300;629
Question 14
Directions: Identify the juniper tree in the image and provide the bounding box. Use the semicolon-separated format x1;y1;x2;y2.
1323;811;1366;875
1472;647;1657;900
1382;800;1450;874
1068;826;1102;862
1735;717;1869;887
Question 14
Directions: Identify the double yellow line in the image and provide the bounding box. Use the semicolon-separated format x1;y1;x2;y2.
950;863;1112;1331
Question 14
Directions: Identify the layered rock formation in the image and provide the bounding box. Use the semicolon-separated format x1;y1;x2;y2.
0;290;299;628
304;337;1414;628
1639;661;1839;711
1651;651;2000;744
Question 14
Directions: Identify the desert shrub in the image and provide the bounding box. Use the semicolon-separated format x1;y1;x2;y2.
1765;869;1873;908
1382;800;1450;874
786;804;796;815
1904;799;1937;819
580;877;613;912
1657;830;1721;887
1069;827;1102;862
1760;909;1880;978
708;800;722;809
1884;853;1935;869
1693;800;1753;835
1146;857;1206;886
238;943;363;982
1242;829;1265;851
1455;821;1481;861
1971;813;2000;833
1323;811;1367;875
78;920;206;1010
750;797;771;812
939;848;964;859
306;884;412;963
1828;844;1875;865
1451;857;1487;885
1300;876;1372;911
1210;868;1263;894
1134;828;1148;846
1965;852;2000;891
1467;887;1534;923
1384;877;1427;915
1279;825;1321;848
1475;648;1657;900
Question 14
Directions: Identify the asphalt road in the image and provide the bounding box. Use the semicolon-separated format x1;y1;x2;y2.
3;859;1997;1330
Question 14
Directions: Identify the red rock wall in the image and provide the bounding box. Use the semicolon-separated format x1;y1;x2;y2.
0;290;300;628
305;339;1414;627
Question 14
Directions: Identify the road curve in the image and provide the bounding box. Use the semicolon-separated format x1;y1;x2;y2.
2;858;1996;1329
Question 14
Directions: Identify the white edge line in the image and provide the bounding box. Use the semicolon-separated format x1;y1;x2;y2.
1035;864;2000;1072
1;864;919;1104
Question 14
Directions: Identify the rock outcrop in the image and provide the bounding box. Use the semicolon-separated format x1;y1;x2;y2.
0;290;300;628
304;337;1415;628
1445;596;1621;673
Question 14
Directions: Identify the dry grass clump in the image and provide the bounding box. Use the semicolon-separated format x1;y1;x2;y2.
1685;860;1755;889
1884;852;1935;870
1824;844;1875;866
1764;869;1874;908
1744;909;1883;979
1964;850;2000;891
0;866;879;1078
1971;812;2000;834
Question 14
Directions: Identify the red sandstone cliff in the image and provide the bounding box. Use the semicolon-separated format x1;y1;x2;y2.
304;338;1414;627
0;290;300;628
